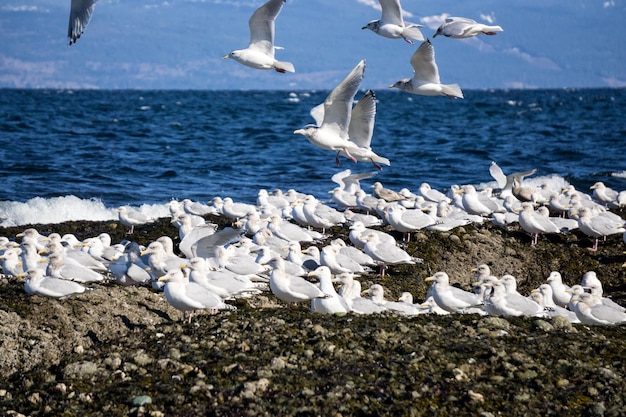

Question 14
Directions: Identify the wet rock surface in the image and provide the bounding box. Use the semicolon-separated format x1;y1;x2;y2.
1;215;625;416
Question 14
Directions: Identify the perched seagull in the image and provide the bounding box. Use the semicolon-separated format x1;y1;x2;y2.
311;90;390;170
371;181;406;202
116;206;154;234
590;181;620;208
294;60;369;166
223;0;294;73
433;17;503;39
570;293;626;326
576;206;626;251
425;271;482;314
68;0;97;45
159;269;237;323
518;202;560;245
360;232;416;276
268;257;329;307
23;268;87;299
389;39;463;99
546;271;572;308
309;266;351;314
362;0;424;44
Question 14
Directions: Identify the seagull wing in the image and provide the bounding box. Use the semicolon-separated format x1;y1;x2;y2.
348;90;376;148
68;0;97;45
489;162;507;188
321;60;366;136
410;39;440;84
343;171;377;194
379;0;404;25
248;0;285;55
309;102;325;127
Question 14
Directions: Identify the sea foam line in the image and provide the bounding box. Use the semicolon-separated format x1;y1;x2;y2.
0;196;169;227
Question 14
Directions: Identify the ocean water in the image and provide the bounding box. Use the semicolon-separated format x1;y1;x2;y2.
0;88;624;227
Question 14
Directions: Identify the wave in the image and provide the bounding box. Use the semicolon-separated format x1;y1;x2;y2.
0;195;170;227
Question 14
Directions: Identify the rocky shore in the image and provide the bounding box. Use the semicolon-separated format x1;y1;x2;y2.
1;214;625;416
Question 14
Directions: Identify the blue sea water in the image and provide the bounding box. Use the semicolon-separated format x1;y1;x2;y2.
0;88;624;226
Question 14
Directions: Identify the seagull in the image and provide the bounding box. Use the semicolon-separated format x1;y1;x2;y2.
482;279;543;317
425;271;482;313
159;269;237;323
116;206;154;234
433;17;503;39
546;271;572;308
360;232;416;276
389;39;463;98
362;0;424;44
590;181;620;208
309;266;351;314
371;181;406;202
460;185;502;216
575;206;626;251
268;257;329;306
311;90;390;170
23;268;87;299
365;284;421;315
518;202;560;245
222;0;294;73
68;0;97;45
570;293;626;326
294;60;368;166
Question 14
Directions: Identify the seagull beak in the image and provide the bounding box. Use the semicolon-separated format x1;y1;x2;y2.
222;54;230;60
158;275;168;282
425;276;435;282
293;129;303;135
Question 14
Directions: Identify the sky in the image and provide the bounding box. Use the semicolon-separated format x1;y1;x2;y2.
0;0;625;90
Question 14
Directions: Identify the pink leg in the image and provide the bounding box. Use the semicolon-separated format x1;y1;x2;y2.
343;148;357;163
403;37;414;44
370;159;382;170
587;239;599;252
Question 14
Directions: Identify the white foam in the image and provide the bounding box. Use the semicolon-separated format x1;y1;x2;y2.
0;196;170;227
611;170;626;179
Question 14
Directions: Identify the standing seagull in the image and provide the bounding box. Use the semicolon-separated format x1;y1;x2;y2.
68;0;97;45
389;39;463;98
433;17;503;39
222;0;294;73
294;60;367;166
362;0;424;44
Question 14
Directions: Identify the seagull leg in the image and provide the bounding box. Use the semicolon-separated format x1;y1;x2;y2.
343;148;357;163
403;37;414;45
370;159;383;171
587;239;599;252
335;151;341;167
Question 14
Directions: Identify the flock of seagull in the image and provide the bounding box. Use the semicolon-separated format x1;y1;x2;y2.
1;163;625;325
31;1;621;325
67;0;503;168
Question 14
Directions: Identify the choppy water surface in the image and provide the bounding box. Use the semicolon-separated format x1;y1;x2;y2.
0;88;624;225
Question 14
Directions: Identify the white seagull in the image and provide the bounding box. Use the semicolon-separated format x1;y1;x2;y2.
294;60;369;166
311;90;390;170
222;0;294;73
389;39;463;99
433;17;503;39
68;0;97;45
362;0;424;44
